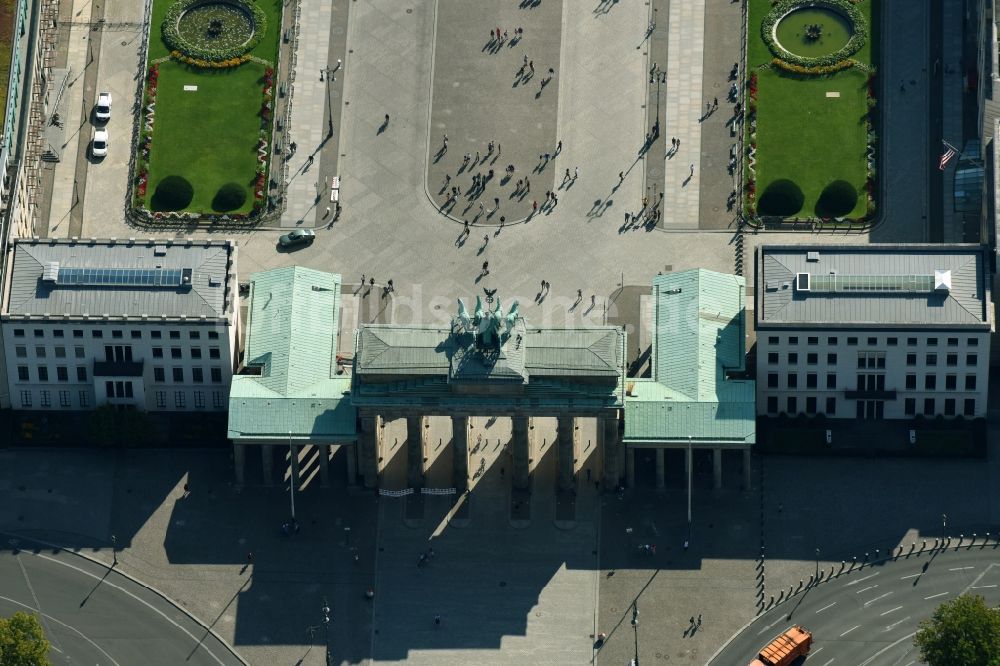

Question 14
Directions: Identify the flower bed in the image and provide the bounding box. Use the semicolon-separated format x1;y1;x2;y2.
162;0;266;62
761;0;868;69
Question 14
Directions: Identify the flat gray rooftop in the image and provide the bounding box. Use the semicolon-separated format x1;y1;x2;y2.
757;244;992;328
3;239;235;320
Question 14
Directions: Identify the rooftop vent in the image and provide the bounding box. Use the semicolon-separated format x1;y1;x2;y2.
934;269;952;292
806;251;820;262
42;262;59;282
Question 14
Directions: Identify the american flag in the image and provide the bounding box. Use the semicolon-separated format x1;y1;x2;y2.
939;143;957;171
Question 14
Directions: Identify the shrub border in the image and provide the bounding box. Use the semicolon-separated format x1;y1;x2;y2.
162;0;266;62
762;0;868;68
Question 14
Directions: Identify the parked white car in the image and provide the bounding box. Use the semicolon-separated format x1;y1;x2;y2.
92;128;108;158
95;92;111;121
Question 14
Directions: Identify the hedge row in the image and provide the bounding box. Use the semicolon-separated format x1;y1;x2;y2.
162;0;266;62
761;0;869;68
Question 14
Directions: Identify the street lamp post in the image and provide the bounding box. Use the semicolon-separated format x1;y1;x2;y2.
111;535;117;567
319;59;342;139
814;547;820;581
321;598;331;666
942;513;947;536
288;431;296;522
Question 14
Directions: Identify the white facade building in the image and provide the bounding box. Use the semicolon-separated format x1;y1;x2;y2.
755;245;993;421
0;238;238;412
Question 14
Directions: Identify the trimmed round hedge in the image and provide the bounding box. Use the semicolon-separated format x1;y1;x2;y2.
162;0;266;62
762;0;868;68
815;180;859;217
212;182;248;211
151;175;195;211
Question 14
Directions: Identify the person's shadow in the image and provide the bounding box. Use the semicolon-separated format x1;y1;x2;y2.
377;117;389;135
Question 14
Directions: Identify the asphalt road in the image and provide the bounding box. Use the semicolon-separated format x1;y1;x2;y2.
710;542;1000;666
0;536;245;666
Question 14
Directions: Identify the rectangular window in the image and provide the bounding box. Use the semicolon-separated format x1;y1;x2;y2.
767;396;778;414
787;396;797;413
827;353;837;365
17;366;28;381
968;338;979;347
905;398;916;415
767;352;778;365
39;390;51;408
175;391;186;408
105;381;114;398
806;396;817;414
33;329;44;338
806;373;817;388
906;374;916;390
115;381;125;398
79;391;89;408
211;368;222;383
73;329;84;338
927;337;938;347
171;348;182;359
926;354;937;366
77;366;87;382
194;391;205;408
173;368;184;382
156;391;166;409
209;347;221;360
191;347;202;360
857;355;866;369
192;368;204;383
14;346;26;358
807;336;818;345
965;399;976;416
92;330;103;339
154;367;165;382
966;375;977;391
190;331;200;340
867;337;877;346
945;375;956;390
37;367;48;382
787;374;798;389
212;391;224;408
788;336;799;345
924;398;935;415
907;337;918;346
35;346;46;358
56;366;68;382
59;390;71;407
947;337;959;347
967;354;978;367
131;330;142;339
925;375;936;390
825;397;836;415
768;373;779;388
827;336;838;345
826;374;836;389
788;353;798;365
20;390;31;407
887;337;898;346
847;337;858;346
124;382;134;398
944;398;956;416
13;329;24;337
208;331;220;340
112;330;123;339
54;346;65;358
170;331;181;340
807;353;817;365
75;346;85;358
947;354;958;367
151;330;162;339
152;347;164;358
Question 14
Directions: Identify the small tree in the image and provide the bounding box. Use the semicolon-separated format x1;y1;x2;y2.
915;594;1000;666
0;612;51;665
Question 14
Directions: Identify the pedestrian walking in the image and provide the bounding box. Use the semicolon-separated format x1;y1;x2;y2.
713;97;718;108
523;54;528;67
463;221;469;235
545;190;551;202
532;200;538;213
556;140;562;153
551;192;558;204
577;288;583;299
494;196;500;210
564;168;570;182
516;178;523;191
689;163;695;176
697;614;702;626
642;196;648;209
324;206;331;217
435;614;441;626
497;143;501;157
591;294;596;306
482;261;489;275
625;212;630;224
573;166;579;179
463;153;470;166
488;168;494;180
529;61;534;74
483;234;490;246
479;202;485;213
618;171;624;184
499;216;505;226
387;279;394;292
475;151;480;163
247;552;254;563
502;30;508;41
676;138;681;149
369;277;375;288
444;174;450;185
361;273;366;286
525;177;530;192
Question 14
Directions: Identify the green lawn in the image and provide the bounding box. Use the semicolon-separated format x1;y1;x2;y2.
144;60;267;215
746;0;877;221
138;0;282;216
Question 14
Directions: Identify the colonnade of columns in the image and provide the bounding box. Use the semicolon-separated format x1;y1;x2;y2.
233;440;358;487
624;445;752;490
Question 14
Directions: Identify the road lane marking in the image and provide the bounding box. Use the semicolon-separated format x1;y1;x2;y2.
949;566;975;571
863;591;892;607
972;584;998;589
924;592;948;600
880;606;903;616
822;660;834;666
756;618;785;635
840;625;860;637
885;617;911;631
807;646;824;658
845;572;879;586
858;632;917;666
961;563;999;597
856;585;878;594
900;573;921;579
0;594;120;665
815;602;836;614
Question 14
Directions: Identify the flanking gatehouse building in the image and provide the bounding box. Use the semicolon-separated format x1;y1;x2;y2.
755;245;993;422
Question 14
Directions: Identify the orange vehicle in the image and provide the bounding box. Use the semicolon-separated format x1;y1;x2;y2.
750;626;812;666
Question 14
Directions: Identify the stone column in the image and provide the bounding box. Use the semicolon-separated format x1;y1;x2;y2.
625;446;635;488
452;416;469;491
359;414;380;489
289;444;301;496
655;448;665;490
743;448;752;490
406;416;425;489
261;443;274;487
602;415;620;490
318;444;330;487
512;415;530;490
713;448;723;490
557;416;576;491
233;442;245;486
345;444;358;485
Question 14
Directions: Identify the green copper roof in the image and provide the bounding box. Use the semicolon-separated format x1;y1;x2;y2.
625;269;755;444
228;267;356;440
